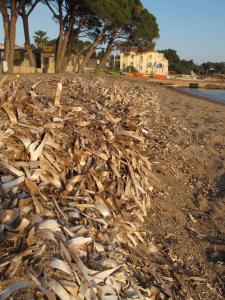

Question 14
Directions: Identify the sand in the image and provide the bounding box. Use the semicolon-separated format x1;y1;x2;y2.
147;83;225;299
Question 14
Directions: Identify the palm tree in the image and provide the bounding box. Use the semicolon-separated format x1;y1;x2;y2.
33;30;49;47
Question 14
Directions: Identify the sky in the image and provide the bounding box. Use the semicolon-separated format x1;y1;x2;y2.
143;0;225;63
0;0;225;64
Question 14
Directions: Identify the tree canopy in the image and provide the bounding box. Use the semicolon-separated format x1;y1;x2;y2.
160;49;195;75
0;0;160;73
33;30;49;46
84;0;131;28
122;8;159;51
160;49;225;75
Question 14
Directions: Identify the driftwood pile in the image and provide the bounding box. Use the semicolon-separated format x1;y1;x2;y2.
0;76;185;299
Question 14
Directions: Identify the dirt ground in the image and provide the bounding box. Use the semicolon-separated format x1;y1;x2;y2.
146;84;225;299
0;74;224;299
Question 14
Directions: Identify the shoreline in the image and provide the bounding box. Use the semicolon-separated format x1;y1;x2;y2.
102;74;225;106
153;82;225;161
147;77;225;89
166;85;225;106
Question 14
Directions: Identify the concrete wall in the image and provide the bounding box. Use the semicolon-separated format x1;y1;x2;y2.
12;53;86;74
1;52;94;74
120;50;168;76
12;52;55;74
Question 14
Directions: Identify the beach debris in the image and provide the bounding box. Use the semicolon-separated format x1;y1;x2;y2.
0;76;217;299
55;82;62;107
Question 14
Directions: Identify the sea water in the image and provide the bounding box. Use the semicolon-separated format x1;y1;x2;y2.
181;88;225;104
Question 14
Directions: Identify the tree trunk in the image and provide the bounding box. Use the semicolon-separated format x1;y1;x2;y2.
94;31;117;75
57;25;77;72
55;1;77;73
73;55;79;72
0;0;26;73
3;19;10;62
58;30;72;72
56;38;68;72
55;27;64;73
55;35;65;72
55;25;75;73
54;0;64;73
61;30;76;72
0;1;10;64
57;13;77;73
94;44;113;75
62;19;84;72
8;15;17;73
21;9;36;67
77;34;103;75
45;0;78;73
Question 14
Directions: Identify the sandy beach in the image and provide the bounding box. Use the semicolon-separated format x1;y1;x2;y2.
147;83;225;299
156;83;225;187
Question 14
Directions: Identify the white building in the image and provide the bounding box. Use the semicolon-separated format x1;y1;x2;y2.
120;48;168;78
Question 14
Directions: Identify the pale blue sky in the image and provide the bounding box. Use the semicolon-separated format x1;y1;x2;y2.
0;0;224;63
143;0;225;63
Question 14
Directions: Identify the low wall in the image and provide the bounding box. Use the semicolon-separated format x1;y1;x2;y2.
13;66;36;74
148;78;225;89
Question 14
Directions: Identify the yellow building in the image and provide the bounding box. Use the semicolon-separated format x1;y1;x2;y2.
120;49;168;78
